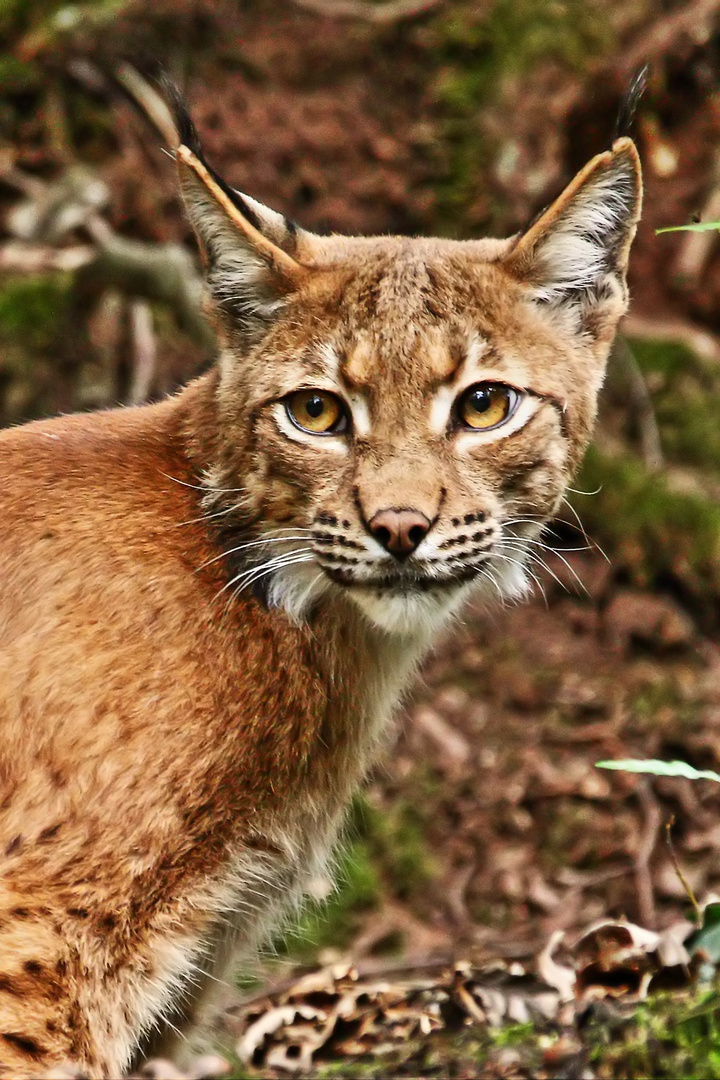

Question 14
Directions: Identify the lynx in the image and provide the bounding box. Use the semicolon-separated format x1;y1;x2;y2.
0;88;641;1077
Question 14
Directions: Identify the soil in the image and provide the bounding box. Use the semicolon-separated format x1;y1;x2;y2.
372;556;720;958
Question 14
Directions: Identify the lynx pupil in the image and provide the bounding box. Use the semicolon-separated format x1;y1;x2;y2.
468;388;491;414
307;395;324;418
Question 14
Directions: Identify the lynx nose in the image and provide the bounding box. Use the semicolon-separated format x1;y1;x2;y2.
368;509;431;557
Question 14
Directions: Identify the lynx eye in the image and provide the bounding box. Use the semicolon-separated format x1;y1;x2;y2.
285;389;347;434
458;383;518;431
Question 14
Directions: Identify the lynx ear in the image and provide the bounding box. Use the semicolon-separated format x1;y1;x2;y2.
503;138;642;337
168;87;307;337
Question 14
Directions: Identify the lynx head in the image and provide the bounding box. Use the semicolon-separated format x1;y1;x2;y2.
174;101;641;637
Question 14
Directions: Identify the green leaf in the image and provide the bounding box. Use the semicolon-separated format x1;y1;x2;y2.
688;903;720;962
656;222;720;235
596;759;720;783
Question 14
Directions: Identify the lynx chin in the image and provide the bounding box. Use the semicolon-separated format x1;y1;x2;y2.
0;85;641;1077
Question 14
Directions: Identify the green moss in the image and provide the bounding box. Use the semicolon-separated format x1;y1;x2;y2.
273;839;381;963
629;337;698;380
587;987;720;1079
268;795;437;965
627;336;720;471
435;0;608;101
316;1059;390;1079
489;1021;536;1047
630;678;699;732
0;274;72;351
351;794;436;901
429;0;612;232
575;445;720;600
0;55;38;90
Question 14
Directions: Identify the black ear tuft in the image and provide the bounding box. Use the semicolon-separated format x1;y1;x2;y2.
159;74;262;232
158;73;203;158
614;64;648;141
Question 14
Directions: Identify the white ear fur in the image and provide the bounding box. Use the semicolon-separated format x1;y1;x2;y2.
505;139;642;328
237;192;302;249
529;164;637;302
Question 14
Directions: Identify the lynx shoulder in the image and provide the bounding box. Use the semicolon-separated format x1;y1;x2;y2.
0;92;641;1077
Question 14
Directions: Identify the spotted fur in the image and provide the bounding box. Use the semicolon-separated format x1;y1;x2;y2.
0;105;641;1075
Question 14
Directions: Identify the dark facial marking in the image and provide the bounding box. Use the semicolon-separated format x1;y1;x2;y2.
1;1033;46;1060
0;975;21;996
38;823;62;843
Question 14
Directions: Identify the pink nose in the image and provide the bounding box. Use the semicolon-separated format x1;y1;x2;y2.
368;509;431;557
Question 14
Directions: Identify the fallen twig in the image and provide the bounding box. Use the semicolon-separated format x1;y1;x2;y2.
634;779;662;929
287;0;445;23
665;816;702;923
76;229;212;349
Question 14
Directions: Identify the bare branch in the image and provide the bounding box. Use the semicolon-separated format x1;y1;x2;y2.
0;233;213;351
0;156;214;362
75;231;213;349
288;0;445;24
623;314;720;365
634;779;661;930
612;336;665;473
127;300;158;405
0;242;95;273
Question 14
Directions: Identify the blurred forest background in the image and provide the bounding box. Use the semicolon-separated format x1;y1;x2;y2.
7;0;720;1075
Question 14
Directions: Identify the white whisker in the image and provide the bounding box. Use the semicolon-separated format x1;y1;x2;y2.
212;548;313;603
160;472;245;494
499;541;565;593
472;562;505;603
491;551;548;606
227;549;313;590
565;484;602;496
231;554;315;600
175;504;242;528
197;536;315;573
560;495;610;564
499;538;572;594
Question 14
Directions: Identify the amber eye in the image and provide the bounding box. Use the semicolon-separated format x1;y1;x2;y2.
458;383;518;431
285;389;347;434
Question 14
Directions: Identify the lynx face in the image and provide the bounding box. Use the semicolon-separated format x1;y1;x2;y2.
177;119;641;635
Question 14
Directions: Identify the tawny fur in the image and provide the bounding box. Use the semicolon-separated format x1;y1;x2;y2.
0;125;641;1076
